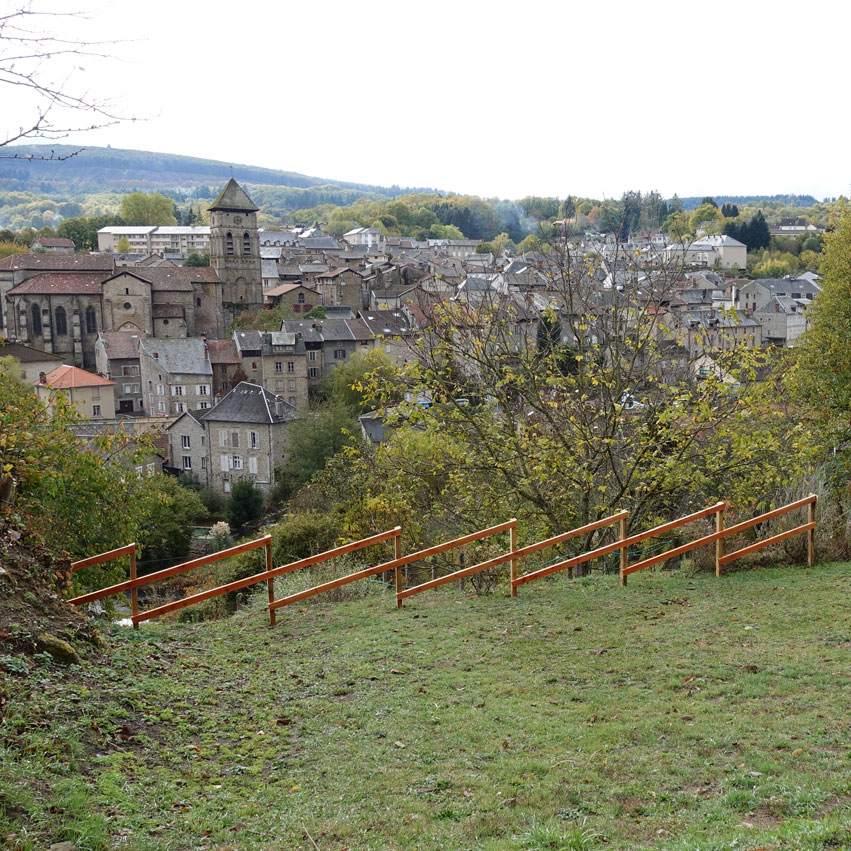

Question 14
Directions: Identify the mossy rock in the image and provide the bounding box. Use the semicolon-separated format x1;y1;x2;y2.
35;632;81;665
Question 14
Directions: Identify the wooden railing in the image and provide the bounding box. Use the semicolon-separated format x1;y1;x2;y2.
71;543;138;627
67;495;818;626
270;520;515;612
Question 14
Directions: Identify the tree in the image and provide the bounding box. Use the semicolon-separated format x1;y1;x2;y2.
1;2;129;154
348;238;803;557
183;250;210;267
225;479;265;533
137;477;208;568
57;214;124;251
324;348;400;414
116;236;131;253
792;205;851;450
120;192;178;226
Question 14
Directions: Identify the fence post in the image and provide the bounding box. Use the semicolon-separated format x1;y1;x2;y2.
715;504;725;577
619;514;628;586
266;538;276;626
807;494;816;568
394;532;403;608
510;523;518;596
129;546;139;629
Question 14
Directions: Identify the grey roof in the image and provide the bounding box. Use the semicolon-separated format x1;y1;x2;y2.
0;341;62;364
233;330;264;353
359;310;411;336
261;258;280;279
299;236;343;250
202;381;297;424
259;231;299;247
138;337;212;376
208;178;259;212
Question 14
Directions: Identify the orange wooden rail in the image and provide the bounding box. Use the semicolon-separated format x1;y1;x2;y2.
135;526;401;625
71;543;139;627
509;510;629;592
270;519;516;612
718;494;816;572
395;519;518;604
621;502;727;584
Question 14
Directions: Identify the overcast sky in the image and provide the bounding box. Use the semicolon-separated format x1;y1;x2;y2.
7;0;850;201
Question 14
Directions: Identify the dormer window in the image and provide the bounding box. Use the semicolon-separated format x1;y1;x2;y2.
226;231;234;255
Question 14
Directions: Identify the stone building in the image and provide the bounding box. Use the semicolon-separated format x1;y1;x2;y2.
194;381;298;496
34;364;116;420
209;179;264;325
138;337;214;417
94;330;146;414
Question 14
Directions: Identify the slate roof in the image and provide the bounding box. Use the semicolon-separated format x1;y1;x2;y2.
259;231;299;246
208;178;259;212
33;237;75;248
8;272;110;295
0;341;62;364
0;253;115;272
261;258;280;280
35;364;114;389
138;337;212;376
299;237;343;250
205;339;240;365
97;330;146;360
112;266;219;291
358;310;411;336
233;330;264;353
201;381;297;424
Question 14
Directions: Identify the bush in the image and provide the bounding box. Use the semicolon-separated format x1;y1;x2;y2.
225;480;264;533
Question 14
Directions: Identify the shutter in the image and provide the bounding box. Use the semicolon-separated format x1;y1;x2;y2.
220;454;229;472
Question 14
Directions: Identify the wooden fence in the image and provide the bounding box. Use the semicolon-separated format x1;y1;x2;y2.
69;495;818;624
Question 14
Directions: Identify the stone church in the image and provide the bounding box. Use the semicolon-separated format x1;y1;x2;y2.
1;177;264;368
208;178;264;324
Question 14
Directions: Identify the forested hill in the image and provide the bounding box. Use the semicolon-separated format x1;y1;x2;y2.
676;194;822;210
0;144;439;204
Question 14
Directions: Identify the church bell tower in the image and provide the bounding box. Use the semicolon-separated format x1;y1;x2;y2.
208;178;263;326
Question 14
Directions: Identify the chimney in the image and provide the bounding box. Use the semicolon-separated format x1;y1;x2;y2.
39;371;47;384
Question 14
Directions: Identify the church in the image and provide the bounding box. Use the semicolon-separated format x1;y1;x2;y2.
0;178;264;368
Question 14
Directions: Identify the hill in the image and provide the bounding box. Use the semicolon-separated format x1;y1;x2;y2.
3;563;850;849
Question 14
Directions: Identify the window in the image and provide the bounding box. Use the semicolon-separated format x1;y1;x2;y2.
196;384;210;396
249;431;259;449
308;367;319;379
198;401;210;410
171;385;185;396
287;379;296;391
182;456;192;470
231;431;239;448
287;361;294;373
223;480;231;493
232;455;243;470
182;435;191;449
275;361;283;373
252;362;258;370
126;383;140;394
220;430;228;447
54;306;67;336
220;364;228;375
243;232;250;254
175;402;186;414
334;349;346;360
275;380;284;391
124;302;132;310
92;405;101;416
31;304;42;335
85;306;97;334
248;456;258;475
196;297;201;306
288;396;296;406
226;231;234;255
156;383;164;396
91;388;100;400
297;292;305;304
201;457;207;470
308;351;317;362
157;401;166;413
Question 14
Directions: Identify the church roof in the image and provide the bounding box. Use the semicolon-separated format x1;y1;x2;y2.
208;178;259;213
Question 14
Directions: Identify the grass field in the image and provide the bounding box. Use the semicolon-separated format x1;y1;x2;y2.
2;562;851;850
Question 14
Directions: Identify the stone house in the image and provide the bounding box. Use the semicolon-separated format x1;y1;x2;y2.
263;282;321;314
0;340;62;382
94;330;146;414
315;267;363;313
206;339;242;400
34;364;116;420
31;237;75;254
734;277;819;314
167;411;209;485
232;330;310;409
138;337;214;417
197;381;298;496
754;296;807;347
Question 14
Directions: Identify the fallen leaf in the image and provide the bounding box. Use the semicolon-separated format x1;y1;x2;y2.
394;740;406;748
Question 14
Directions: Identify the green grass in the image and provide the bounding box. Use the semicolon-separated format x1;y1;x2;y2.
2;563;851;850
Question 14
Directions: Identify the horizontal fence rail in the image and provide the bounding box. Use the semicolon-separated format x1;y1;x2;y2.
510;511;629;592
271;519;517;612
66;495;818;631
136;527;401;626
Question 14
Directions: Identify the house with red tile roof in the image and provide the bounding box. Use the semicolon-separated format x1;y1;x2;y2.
33;364;116;420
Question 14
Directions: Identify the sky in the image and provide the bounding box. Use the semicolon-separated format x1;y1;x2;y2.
4;0;851;202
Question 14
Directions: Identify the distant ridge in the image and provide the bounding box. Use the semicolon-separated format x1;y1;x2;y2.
674;194;823;211
0;144;442;200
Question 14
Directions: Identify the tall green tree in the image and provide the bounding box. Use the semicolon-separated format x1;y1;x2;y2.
120;192;178;226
